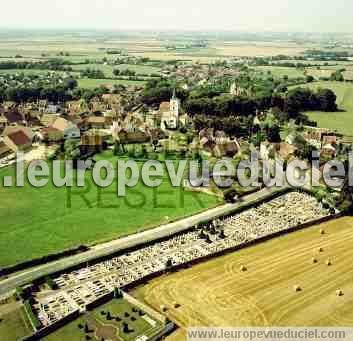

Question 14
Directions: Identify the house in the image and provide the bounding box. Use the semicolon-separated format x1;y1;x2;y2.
0;141;11;158
213;141;239;158
275;142;297;161
303;127;337;149
52;118;80;139
86;116;108;129
3;130;32;153
0;116;8;129
322;135;338;146
214;130;229;144
117;130;150;144
40;114;58;127
4;110;24;125
45;104;61;114
2;126;34;141
80;133;105;155
321;144;337;159
40;127;63;143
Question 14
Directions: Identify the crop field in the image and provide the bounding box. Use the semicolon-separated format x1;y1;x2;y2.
0;152;220;268
291;81;353;135
45;297;164;341
135;217;353;340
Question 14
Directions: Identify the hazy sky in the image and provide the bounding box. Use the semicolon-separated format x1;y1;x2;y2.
0;0;351;32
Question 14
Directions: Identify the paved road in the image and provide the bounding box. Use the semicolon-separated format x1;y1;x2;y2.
0;186;284;297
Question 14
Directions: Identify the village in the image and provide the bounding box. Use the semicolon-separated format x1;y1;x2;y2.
2;25;353;341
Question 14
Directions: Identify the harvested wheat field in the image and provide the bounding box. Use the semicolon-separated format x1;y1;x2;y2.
134;217;353;340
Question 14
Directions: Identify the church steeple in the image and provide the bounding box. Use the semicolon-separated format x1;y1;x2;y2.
172;88;176;100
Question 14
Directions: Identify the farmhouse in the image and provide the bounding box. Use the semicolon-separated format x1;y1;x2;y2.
4;110;24;125
80;133;105;155
39;127;63;143
213;141;239;158
3;130;32;153
86;116;109;129
52;117;80;139
118;130;150;144
2;126;34;141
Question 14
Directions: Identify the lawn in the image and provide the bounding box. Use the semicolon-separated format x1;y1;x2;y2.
45;297;164;341
292;81;353;135
0;307;33;341
77;78;146;89
0;152;221;267
135;216;353;338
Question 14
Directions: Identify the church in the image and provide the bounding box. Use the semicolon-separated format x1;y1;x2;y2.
159;90;180;130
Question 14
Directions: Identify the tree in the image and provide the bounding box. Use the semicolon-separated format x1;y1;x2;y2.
224;189;238;203
306;75;315;83
64;140;80;160
113;69;121;77
267;125;281;143
316;88;337;112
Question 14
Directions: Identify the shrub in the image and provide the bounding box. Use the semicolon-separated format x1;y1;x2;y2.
224;189;238;203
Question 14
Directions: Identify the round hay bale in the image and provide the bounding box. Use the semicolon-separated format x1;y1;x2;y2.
312;257;318;264
240;265;247;272
293;285;302;292
173;302;181;308
318;247;323;253
336;289;343;297
326;259;332;266
320;229;325;235
160;305;167;312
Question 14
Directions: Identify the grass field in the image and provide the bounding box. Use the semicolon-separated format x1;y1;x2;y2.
292;81;353;135
0;307;33;340
135;217;353;340
255;66;305;79
0;152;220;267
71;63;161;77
77;78;146;89
45;297;164;341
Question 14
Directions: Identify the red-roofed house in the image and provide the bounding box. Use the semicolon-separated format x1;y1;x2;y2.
4;130;32;153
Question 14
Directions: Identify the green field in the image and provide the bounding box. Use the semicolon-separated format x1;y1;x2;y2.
0;152;220;267
254;66;305;79
0;307;33;340
77;78;146;89
0;69;78;76
71;63;161;77
45;297;164;341
293;81;353;135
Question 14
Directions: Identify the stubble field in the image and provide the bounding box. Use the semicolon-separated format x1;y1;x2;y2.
135;217;353;340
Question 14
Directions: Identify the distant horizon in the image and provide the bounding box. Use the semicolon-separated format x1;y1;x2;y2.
0;27;352;37
0;0;352;33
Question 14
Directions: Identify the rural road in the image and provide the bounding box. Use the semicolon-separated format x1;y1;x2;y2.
0;186;285;297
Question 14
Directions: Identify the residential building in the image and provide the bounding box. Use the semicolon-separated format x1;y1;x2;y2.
3;130;32;153
52;117;80;139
